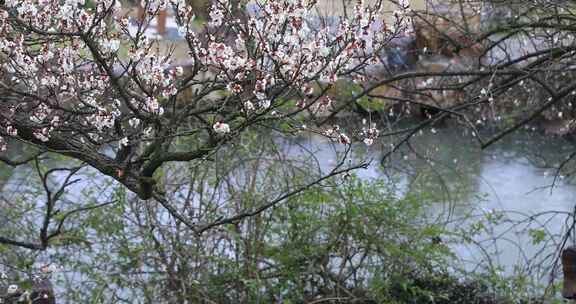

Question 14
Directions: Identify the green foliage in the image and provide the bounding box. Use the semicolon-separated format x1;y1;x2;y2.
208;175;464;302
528;228;546;245
0;134;548;303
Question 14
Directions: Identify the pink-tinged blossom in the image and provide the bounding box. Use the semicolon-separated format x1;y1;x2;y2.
33;128;50;142
6;126;17;137
302;85;314;96
227;83;243;94
316;96;333;113
320;124;351;145
339;133;351;145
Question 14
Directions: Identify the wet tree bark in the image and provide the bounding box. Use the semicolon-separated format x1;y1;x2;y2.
562;246;576;299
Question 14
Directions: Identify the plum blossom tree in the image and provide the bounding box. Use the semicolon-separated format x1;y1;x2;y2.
0;0;411;235
5;0;576;301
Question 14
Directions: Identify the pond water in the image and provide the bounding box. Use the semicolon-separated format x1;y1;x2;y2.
372;125;576;282
286;122;576;283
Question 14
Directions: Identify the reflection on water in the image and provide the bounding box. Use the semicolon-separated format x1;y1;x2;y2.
287;123;576;279
377;125;576;280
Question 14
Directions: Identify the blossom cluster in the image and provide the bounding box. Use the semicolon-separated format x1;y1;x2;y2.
359;119;379;146
0;0;194;148
196;0;409;145
0;0;411;154
323;125;351;145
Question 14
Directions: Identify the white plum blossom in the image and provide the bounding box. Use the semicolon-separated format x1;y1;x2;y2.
143;127;154;139
129;118;141;128
41;264;60;274
102;39;120;53
119;137;129;148
213;122;231;134
243;101;255;112
0;0;412;186
208;0;228;27
360;122;379;146
363;138;374;146
7;284;18;294
398;0;410;9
